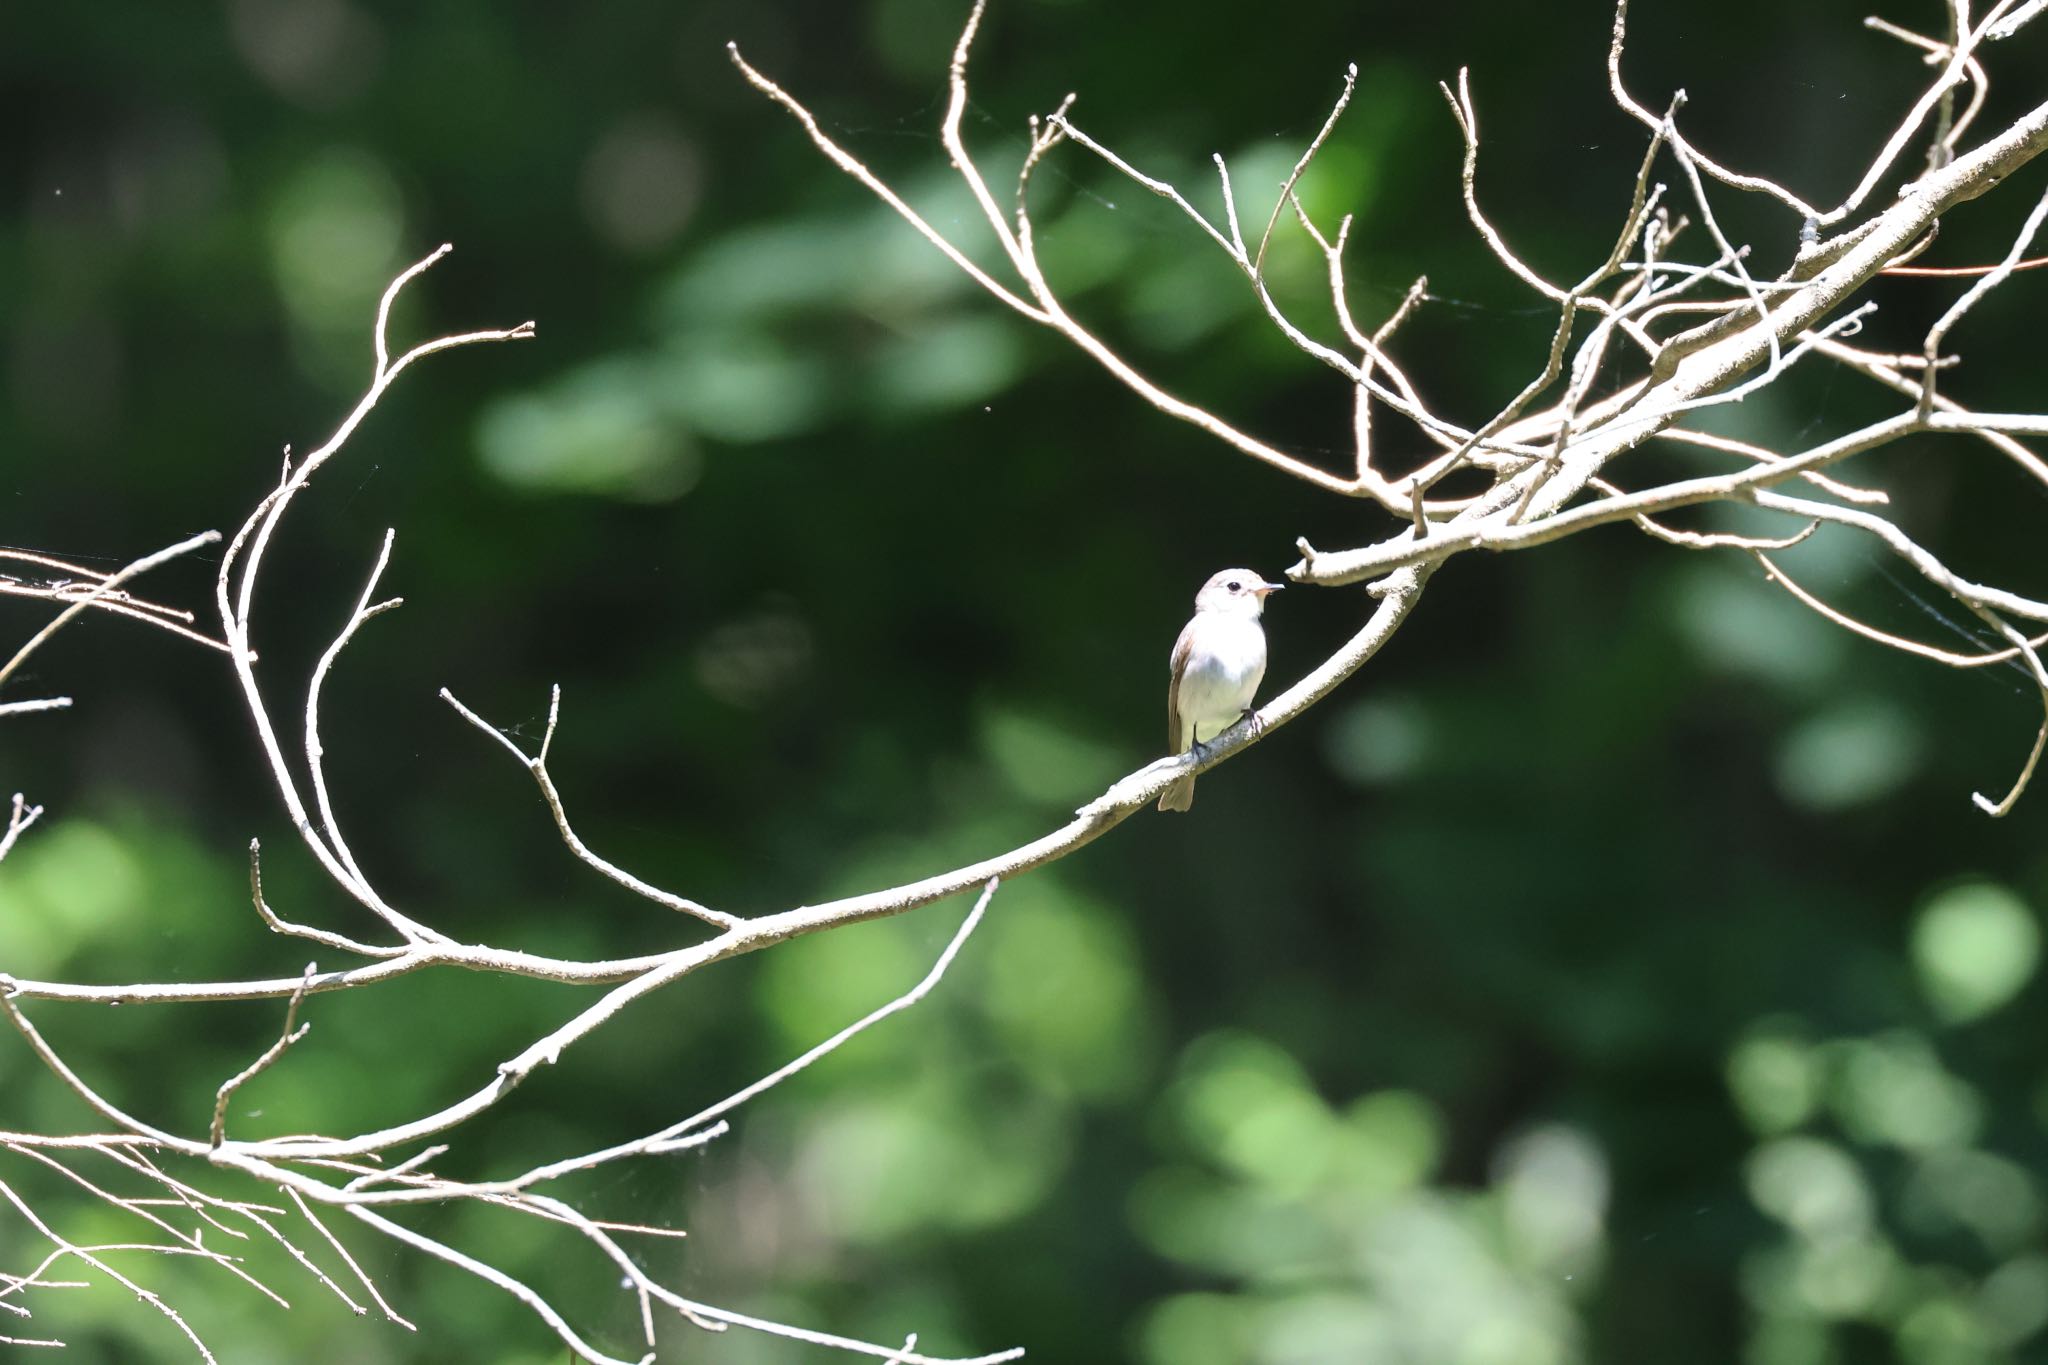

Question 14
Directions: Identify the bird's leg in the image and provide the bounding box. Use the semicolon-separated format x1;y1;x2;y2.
1234;707;1265;739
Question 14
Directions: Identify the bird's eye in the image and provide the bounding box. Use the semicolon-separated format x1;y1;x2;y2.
1226;579;1243;592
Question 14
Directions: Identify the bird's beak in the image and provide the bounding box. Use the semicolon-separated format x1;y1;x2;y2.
1254;581;1285;597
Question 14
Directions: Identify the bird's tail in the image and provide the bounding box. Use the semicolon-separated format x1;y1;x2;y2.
1157;775;1194;812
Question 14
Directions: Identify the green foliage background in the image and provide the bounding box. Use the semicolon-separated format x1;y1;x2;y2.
5;2;2048;1362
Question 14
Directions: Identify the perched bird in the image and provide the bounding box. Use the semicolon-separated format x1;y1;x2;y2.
1159;568;1284;812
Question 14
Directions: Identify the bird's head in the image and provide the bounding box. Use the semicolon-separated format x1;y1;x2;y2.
1194;568;1285;617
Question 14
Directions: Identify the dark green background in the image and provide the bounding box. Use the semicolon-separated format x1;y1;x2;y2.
5;2;2048;1362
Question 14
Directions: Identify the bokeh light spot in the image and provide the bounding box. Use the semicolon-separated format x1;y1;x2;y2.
1911;881;2040;1024
580;113;703;255
1746;1136;1873;1239
265;147;403;351
477;359;700;502
1727;1019;1820;1134
1774;699;1923;811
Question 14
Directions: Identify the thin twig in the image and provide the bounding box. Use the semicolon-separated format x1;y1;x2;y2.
0;531;222;694
211;966;317;1147
1253;63;1357;278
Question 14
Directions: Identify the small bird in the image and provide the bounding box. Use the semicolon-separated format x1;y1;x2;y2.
1159;568;1284;812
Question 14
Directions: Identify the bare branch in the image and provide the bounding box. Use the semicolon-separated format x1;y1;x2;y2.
0;530;222;694
14;5;2048;1361
247;839;406;958
1253;63;1357;278
508;879;999;1189
1608;0;1823;220
211;247;530;950
0;1179;220;1363
0;794;46;862
1757;553;2048;668
0;698;70;719
1917;179;2048;416
724;40;1048;324
211;967;317;1148
305;531;405;897
284;1186;415;1329
440;686;739;929
346;1205;642;1365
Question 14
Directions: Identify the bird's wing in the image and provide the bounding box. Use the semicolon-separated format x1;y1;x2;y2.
1166;616;1198;754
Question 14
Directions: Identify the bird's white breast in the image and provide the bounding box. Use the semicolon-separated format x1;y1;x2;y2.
1177;614;1268;741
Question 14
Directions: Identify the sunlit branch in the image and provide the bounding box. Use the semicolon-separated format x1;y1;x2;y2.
0;530;222;694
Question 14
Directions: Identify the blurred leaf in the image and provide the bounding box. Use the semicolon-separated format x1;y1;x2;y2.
1790;1234;1900;1319
978;702;1122;805
1323;694;1430;787
0;819;144;971
1726;1018;1821;1135
1167;1032;1337;1195
1746;1136;1874;1239
1333;1089;1442;1199
1899;1149;2041;1256
1127;1166;1341;1277
1911;881;2040;1024
265;146;402;375
477;356;700;499
656;331;832;443
1741;1314;1834;1365
1494;1124;1608;1278
1827;1031;1982;1150
1139;1293;1253;1365
794;1086;1070;1242
979;878;1155;1098
758;913;929;1058
1978;1255;2048;1348
1775;698;1924;811
868;313;1024;414
1896;1294;1994;1365
1672;564;1844;689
